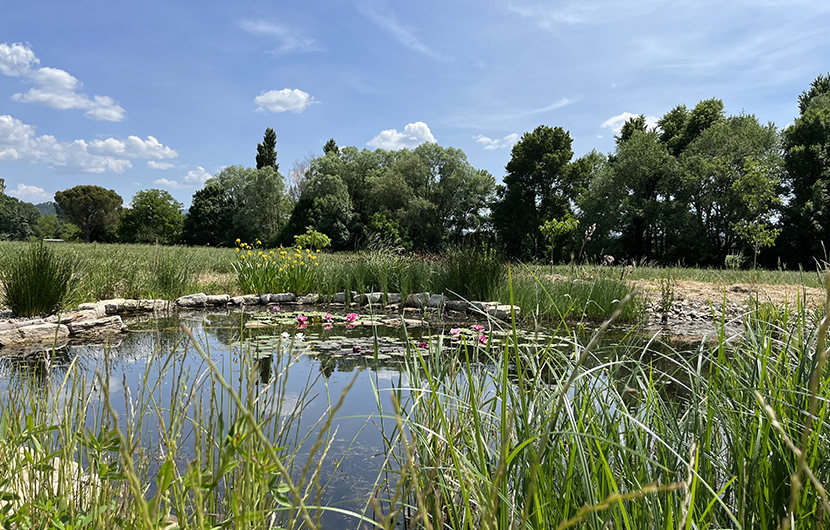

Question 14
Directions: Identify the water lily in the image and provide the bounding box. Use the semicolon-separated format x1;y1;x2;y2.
295;333;304;341
272;306;280;312
346;324;356;330
345;313;358;323
352;345;362;354
417;341;428;349
323;323;333;331
471;324;484;332
296;315;308;324
324;313;333;321
478;335;487;345
281;332;290;340
296;323;307;330
450;328;461;336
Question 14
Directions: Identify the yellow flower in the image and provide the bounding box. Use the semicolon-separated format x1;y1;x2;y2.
236;248;240;253
300;261;304;265
316;249;320;253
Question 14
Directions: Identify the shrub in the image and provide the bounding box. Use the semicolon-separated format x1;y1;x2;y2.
0;242;78;317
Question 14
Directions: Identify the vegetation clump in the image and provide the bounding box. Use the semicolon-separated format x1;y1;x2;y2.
0;241;78;317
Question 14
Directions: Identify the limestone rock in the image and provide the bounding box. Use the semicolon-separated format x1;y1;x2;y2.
18;323;70;343
427;294;445;308
271;293;297;303
405;292;430;308
360;292;383;305
259;293;273;304
67;316;126;336
334;291;358;303
206;294;230;306
296;293;321;304
445;300;469;312
177;293;208;307
488;304;521;320
386;293;402;304
101;298;126;315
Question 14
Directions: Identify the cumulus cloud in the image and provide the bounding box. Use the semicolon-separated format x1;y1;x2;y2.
367;121;436;150
0;114;176;173
254;89;317;113
147;160;175;170
0;43;125;121
473;133;519;150
88;136;178;159
154;166;212;190
600;112;659;135
7;183;50;201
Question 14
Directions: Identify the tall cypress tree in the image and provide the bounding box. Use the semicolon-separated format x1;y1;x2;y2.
256;127;278;170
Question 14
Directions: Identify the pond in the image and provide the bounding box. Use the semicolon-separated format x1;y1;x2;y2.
0;307;566;527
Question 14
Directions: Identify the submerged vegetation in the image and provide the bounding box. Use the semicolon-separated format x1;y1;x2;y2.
0;268;829;527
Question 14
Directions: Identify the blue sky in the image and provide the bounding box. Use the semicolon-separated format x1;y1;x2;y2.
1;0;828;208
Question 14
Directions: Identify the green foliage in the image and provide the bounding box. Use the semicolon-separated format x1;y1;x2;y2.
183;181;234;246
233;241;319;295
119;189;184;244
540;213;578;267
54;185;123;243
0;183;41;241
150;246;193;299
293;226;331;250
492;125;576;258
432;245;506;301
0;241;78;316
255;127;278;170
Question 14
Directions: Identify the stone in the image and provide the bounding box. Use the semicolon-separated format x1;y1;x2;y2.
469;301;499;314
242;294;261;305
259;294;273;304
122;299;142;312
334;291;358;303
18;323;70;343
176;293;208;307
271;293;297;303
101;298;126;315
361;292;383;305
296;293;321;304
206;294;231;306
488;304;521;321
427;294;445;308
230;296;246;305
0;328;24;347
67;316;126;336
386;293;402;304
405;292;430;308
139;299;170;312
445;300;469;312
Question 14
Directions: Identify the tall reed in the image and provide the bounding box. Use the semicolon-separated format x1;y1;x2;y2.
0;241;78;316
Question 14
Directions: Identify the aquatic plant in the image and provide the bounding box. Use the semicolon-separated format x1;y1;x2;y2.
0;241;78;317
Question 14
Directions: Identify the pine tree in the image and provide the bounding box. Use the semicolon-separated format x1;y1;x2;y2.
256;127;278;170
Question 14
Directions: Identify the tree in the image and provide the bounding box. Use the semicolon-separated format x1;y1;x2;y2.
780;73;830;265
233;167;288;245
491;125;575;258
323;138;339;156
119;189;184;244
256;127;278;171
54;185;123;243
183;181;234;246
284;170;352;249
732;158;781;269
540;214;578;273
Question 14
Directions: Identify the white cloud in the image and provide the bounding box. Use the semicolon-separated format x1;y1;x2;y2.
89;136;177;159
7;183;50;201
147;160;175;170
254;89;317;114
153;167;212;190
473;133;519;150
238;20;321;53
367;121;436;150
0;43;125;121
0;114;177;174
358;1;449;62
600;112;659;135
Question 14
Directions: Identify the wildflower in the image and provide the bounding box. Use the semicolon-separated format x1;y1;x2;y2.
324;313;333;321
471;324;484;332
346;313;358;323
297;315;308;324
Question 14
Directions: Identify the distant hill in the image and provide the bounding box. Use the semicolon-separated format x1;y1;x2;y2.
35;201;56;216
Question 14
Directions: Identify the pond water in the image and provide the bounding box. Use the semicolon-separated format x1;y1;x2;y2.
0;307;566;527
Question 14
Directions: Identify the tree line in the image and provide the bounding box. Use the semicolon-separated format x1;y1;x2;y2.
6;74;830;269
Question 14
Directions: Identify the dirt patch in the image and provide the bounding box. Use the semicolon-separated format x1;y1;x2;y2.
639;279;825;309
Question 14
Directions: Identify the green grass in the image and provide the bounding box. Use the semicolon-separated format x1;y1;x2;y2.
0;241;79;316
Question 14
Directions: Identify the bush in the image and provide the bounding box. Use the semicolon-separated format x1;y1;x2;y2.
0;242;78;317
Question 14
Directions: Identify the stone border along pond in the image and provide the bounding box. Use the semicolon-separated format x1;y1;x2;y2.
0;290;522;352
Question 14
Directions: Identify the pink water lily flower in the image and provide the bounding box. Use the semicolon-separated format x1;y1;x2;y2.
346;313;358;323
450;328;461;335
346;324;356;330
324;313;334;321
417;341;428;349
296;315;308;324
272;306;280;311
471;324;484;332
296;323;307;330
478;335;487;345
323;323;333;331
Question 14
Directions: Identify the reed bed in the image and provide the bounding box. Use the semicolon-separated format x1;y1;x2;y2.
0;275;829;528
